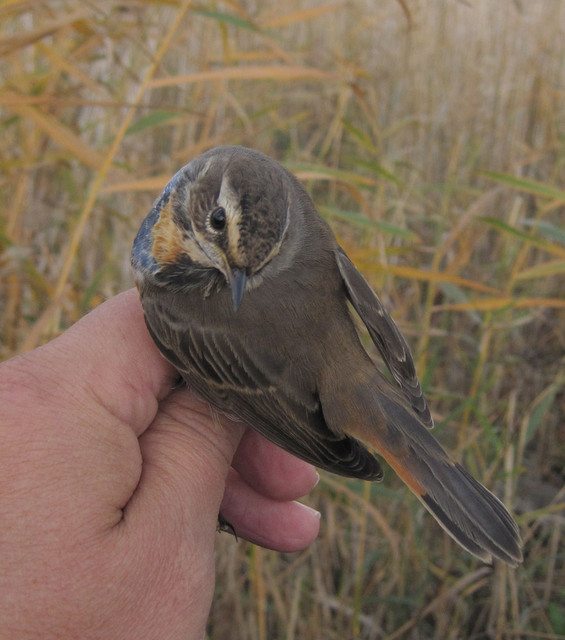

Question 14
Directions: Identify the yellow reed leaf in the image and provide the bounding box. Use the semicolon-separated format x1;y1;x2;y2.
261;4;346;29
0;10;89;56
514;259;565;281
435;297;565;312
9;104;106;171
102;176;172;194
354;262;502;296
150;65;334;88
36;42;109;96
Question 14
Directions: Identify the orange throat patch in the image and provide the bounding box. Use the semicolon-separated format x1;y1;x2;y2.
151;199;186;266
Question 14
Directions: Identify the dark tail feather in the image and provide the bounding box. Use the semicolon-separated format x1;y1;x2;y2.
373;393;523;566
419;462;522;566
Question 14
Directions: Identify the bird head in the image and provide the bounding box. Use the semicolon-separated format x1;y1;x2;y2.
132;146;290;310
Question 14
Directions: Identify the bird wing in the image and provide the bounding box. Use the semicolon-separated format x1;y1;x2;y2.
143;306;384;481
334;246;433;428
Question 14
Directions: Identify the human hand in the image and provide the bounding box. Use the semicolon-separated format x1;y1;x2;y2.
0;289;320;639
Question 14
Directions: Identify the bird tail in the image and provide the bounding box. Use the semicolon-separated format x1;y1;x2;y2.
323;372;523;566
372;391;522;566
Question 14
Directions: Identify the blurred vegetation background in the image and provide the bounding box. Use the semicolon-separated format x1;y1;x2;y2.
1;1;564;638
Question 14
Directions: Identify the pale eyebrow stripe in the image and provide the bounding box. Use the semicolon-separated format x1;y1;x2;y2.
217;174;242;260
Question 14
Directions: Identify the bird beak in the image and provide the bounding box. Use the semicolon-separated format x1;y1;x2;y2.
228;268;247;311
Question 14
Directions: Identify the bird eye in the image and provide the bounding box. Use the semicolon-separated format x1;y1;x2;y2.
209;207;227;231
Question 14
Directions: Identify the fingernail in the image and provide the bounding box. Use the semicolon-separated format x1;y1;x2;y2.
294;501;321;519
313;471;320;488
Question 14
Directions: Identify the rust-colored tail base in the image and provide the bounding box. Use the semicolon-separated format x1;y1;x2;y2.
372;393;523;566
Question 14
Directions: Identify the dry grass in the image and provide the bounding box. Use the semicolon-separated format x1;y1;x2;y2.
1;1;564;638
